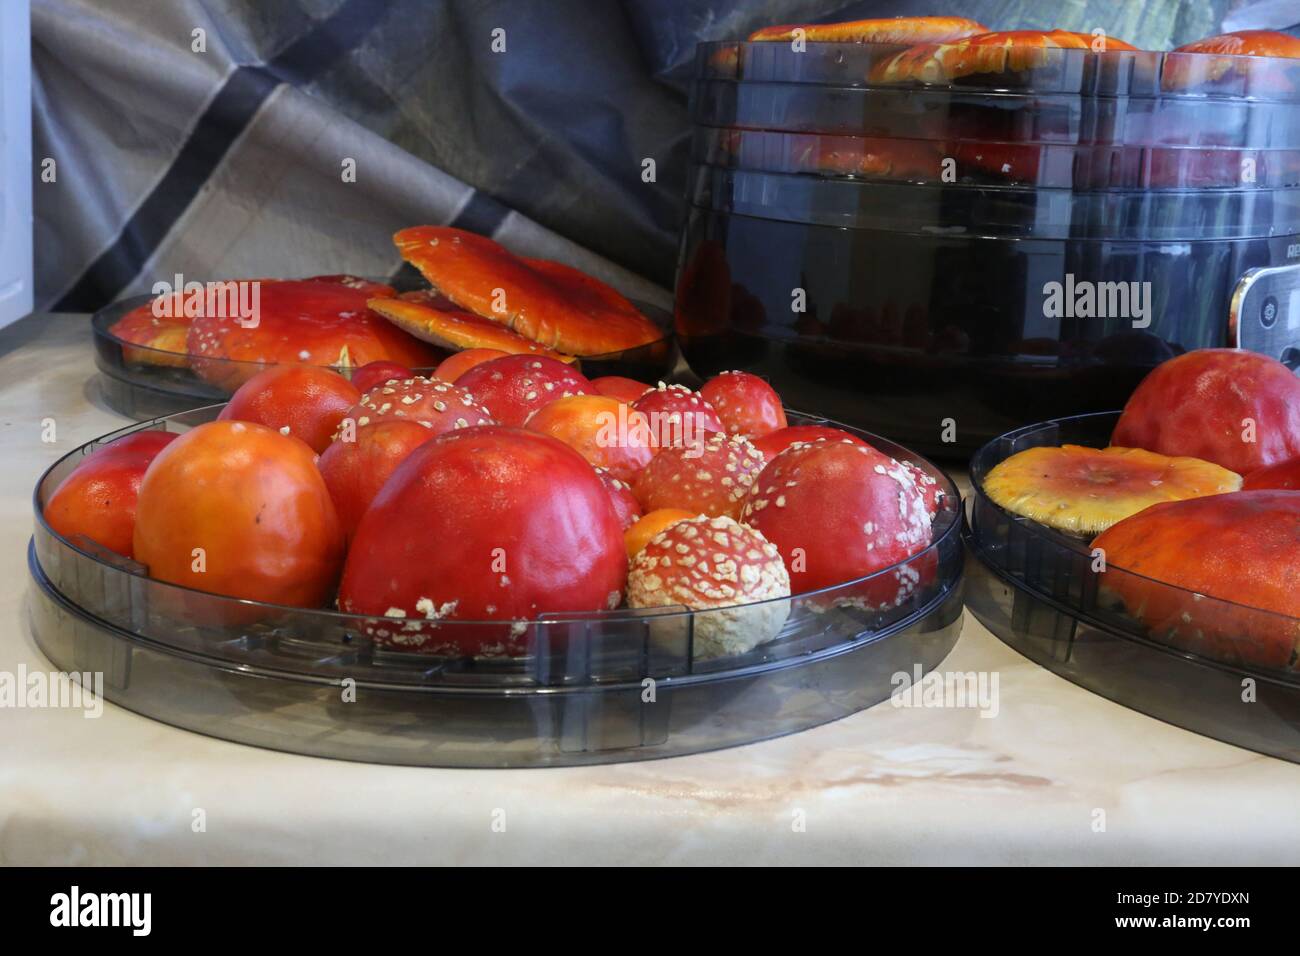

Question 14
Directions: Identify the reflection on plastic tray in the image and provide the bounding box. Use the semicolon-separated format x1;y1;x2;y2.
965;411;1300;763
28;407;964;767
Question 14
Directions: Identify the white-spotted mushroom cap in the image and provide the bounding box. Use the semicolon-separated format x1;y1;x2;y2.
455;354;594;427
627;514;790;659
740;437;934;597
337;375;494;438
633;432;766;520
631;382;724;448
699;370;788;439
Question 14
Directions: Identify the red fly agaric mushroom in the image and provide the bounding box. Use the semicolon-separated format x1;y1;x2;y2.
455;354;594;428
747;15;988;44
753;427;942;516
1092;490;1300;669
349;360;414;395
594;467;642;531
699;371;788;440
631;383;724;449
433;348;509;383
108;299;191;368
633;432;767;520
44;430;179;558
524;394;655;483
1172;28;1300;59
627;515;790;658
133;420;344;609
1112;349;1300;475
1163;30;1300;94
1243;457;1300;491
751;424;869;462
218;365;361;454
902;460;944;517
741;438;933;598
316;419;438;543
591;376;652;404
186;276;440;391
339;376;495;437
369;294;576;363
869;30;1138;85
338;427;628;656
392;226;661;356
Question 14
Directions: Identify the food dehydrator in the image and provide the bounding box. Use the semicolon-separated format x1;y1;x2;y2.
676;40;1300;456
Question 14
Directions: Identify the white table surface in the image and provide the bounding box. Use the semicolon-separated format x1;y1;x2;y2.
2;313;1297;865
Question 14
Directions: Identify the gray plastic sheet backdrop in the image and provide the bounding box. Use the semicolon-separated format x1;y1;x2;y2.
32;0;1297;313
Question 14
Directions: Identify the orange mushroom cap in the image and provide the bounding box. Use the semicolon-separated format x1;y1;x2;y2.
870;29;1139;84
392;227;661;356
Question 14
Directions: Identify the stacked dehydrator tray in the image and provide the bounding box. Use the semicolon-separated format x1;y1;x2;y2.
677;38;1300;457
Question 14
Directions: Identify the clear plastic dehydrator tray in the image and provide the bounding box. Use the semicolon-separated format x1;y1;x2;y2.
696;41;1300;101
28;407;964;768
92;294;679;421
686;165;1300;238
964;412;1300;763
692;127;1300;191
689;78;1300;148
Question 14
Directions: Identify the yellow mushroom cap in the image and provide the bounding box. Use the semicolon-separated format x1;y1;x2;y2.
982;444;1241;535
